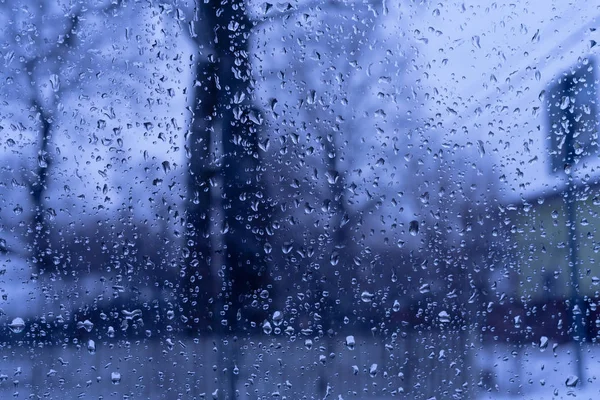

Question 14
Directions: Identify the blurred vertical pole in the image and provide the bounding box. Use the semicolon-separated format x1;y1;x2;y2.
564;98;585;383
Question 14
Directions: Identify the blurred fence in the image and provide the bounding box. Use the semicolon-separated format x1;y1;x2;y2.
0;329;480;399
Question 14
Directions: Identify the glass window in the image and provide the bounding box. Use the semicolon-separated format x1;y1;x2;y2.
1;1;599;399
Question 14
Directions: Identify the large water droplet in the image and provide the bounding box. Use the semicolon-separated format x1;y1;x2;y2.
272;311;283;326
539;336;548;351
361;291;374;303
111;372;121;385
565;375;578;387
409;220;419;236
77;319;94;332
262;320;273;335
438;311;450;324
369;363;378;377
345;335;355;350
8;317;25;333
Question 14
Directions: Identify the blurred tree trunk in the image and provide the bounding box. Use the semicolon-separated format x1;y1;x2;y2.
186;0;270;333
29;100;53;274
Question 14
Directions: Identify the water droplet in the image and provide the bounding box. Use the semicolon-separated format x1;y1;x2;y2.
49;74;60;92
272;311;283;326
77;319;94;332
345;335;355;350
409;220;419;236
264;242;272;254
565;375;578;387
262;320;273;335
438;311;450;323
8;317;25;333
111;372;121;385
514;315;522;328
477;140;485;157
419;283;431;294
539;336;548;351
369;363;378;377
87;339;96;354
360;291;374;303
392;300;401;312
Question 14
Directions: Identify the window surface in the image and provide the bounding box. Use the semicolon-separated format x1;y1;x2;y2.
1;1;599;399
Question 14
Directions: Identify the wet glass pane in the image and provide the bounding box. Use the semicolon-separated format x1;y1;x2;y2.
1;0;599;399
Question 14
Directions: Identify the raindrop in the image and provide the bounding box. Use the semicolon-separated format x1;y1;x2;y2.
438;311;450;323
369;364;378;377
77;320;94;332
345;335;355;350
360;291;374;303
477;140;485;157
111;372;121;385
409;220;419;236
87;340;96;354
262;320;273;335
272;311;283;326
539;336;548;351
419;283;431;294
49;74;60;92
8;317;25;334
565;375;578;387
